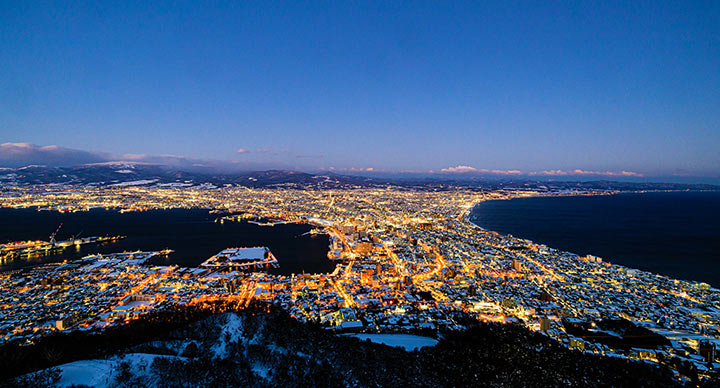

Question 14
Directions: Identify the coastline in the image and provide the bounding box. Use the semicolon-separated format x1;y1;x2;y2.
464;190;720;288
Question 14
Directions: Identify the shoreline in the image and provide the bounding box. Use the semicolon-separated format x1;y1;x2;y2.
464;190;719;288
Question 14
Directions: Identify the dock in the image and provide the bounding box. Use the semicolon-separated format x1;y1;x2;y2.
0;235;126;259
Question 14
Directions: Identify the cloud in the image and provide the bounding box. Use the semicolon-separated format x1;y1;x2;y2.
122;153;149;160
0;142;109;167
324;167;375;173
437;165;643;177
440;165;478;173
486;169;523;175
0;142;312;172
529;169;643;177
529;169;568;176
0;142;649;180
439;165;523;175
256;149;271;153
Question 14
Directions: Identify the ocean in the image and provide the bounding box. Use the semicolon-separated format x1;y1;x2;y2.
0;208;335;275
470;191;720;287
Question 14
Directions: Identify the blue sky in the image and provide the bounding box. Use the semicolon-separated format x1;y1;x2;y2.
1;1;718;179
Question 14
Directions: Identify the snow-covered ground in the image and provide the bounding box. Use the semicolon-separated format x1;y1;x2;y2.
156;182;194;187
55;358;114;388
108;179;158;187
33;353;177;388
211;313;245;358
19;314;441;387
352;334;438;351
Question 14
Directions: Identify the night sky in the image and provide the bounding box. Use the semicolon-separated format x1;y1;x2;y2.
1;1;718;179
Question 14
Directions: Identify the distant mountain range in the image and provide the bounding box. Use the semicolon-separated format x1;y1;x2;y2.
0;163;377;188
0;163;718;191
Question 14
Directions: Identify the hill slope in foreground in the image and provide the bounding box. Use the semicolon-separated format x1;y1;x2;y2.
3;304;711;388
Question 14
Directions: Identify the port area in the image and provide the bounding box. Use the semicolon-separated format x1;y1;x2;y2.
200;247;279;270
0;235;126;259
74;250;173;269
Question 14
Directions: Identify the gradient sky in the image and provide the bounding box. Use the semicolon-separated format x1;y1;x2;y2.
1;1;719;177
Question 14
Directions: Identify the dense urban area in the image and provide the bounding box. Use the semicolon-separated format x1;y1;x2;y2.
0;182;718;385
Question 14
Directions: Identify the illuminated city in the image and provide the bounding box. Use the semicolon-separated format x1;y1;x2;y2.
1;183;718;384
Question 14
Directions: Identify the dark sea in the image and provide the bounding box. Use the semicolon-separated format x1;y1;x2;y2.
470;191;720;287
0;208;335;275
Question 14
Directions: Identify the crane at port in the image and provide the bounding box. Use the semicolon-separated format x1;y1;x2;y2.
49;223;63;247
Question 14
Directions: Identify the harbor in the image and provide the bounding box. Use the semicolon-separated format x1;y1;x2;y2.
0;223;126;260
0;208;334;275
200;247;280;270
